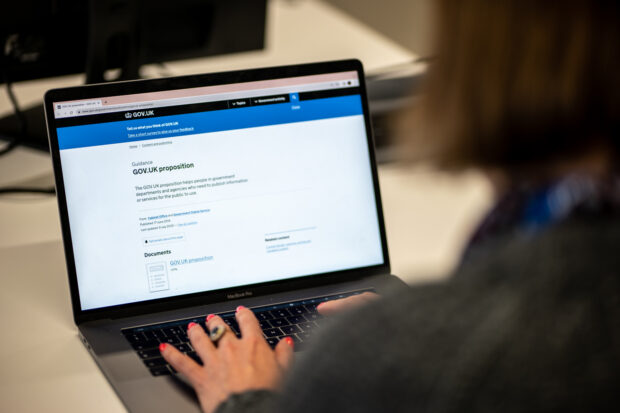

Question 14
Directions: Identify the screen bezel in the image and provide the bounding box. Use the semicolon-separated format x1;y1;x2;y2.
44;59;391;324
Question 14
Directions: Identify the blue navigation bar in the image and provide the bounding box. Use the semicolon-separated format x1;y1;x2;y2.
57;94;363;150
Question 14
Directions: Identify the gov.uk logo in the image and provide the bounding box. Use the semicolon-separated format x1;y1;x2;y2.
125;112;132;119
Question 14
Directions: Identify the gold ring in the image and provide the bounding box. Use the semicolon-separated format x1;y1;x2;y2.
209;325;227;343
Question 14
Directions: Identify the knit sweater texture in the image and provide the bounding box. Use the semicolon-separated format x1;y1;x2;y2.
216;216;620;413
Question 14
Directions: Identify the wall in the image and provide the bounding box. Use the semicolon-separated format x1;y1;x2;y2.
325;0;435;57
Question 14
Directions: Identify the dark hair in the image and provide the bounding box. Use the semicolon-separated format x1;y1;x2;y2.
409;0;620;174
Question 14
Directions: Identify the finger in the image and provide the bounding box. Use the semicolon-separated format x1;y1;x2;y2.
159;343;203;384
317;292;379;316
187;321;216;363
235;306;263;339
274;337;295;371
205;314;235;346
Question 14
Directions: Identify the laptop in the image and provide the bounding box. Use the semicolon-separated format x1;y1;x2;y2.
44;59;398;412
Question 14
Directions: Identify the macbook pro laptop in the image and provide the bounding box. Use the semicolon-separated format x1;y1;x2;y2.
44;59;398;412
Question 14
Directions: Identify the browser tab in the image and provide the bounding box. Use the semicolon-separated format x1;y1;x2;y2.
54;99;103;118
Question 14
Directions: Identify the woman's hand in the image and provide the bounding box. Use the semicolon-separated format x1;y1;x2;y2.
317;291;379;316
160;306;295;413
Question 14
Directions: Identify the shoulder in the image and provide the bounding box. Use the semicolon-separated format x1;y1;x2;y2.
279;217;620;412
454;216;620;296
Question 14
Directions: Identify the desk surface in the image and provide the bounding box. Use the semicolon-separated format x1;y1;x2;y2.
0;160;491;413
0;1;491;411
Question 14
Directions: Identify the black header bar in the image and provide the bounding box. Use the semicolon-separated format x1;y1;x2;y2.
55;87;359;128
299;86;359;101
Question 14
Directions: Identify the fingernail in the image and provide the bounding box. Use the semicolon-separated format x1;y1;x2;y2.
159;343;167;352
188;322;198;331
284;337;294;348
206;314;215;322
236;305;245;313
316;302;325;309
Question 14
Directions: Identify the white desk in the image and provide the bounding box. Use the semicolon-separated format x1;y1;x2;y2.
0;1;492;411
0;164;491;412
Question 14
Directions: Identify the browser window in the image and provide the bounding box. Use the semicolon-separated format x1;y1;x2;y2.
53;71;384;310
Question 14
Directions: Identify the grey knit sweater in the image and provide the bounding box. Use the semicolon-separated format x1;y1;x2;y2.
216;217;620;412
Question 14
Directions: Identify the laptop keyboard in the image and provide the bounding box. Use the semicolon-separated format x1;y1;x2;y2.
122;290;372;376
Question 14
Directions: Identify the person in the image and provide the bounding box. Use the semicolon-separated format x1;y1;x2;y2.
160;0;620;411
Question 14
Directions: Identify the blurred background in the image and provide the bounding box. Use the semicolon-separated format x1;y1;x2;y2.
326;0;435;57
0;2;492;409
3;1;617;411
0;0;492;285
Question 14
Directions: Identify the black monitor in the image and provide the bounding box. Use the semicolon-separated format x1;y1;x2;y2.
0;0;267;151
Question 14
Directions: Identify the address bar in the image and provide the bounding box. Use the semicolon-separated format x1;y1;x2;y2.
79;101;157;115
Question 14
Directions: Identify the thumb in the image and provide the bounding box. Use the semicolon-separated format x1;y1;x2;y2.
317;292;379;316
275;337;295;371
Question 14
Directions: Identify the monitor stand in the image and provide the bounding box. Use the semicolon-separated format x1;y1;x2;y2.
0;0;140;153
0;104;49;152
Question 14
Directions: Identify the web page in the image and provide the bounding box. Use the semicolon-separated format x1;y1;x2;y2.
55;75;384;310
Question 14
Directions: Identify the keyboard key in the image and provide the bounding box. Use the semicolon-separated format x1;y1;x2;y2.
266;337;279;348
149;366;171;376
270;318;289;327
299;322;317;331
270;308;291;318
176;329;189;340
221;316;236;323
263;328;282;338
131;340;160;351
175;343;192;352
255;311;273;321
286;315;306;324
143;330;164;341
137;349;161;359
281;325;301;335
222;318;240;334
125;333;147;345
161;336;181;345
304;303;320;313
259;320;271;330
305;312;323;322
289;305;307;315
162;327;182;337
143;357;167;368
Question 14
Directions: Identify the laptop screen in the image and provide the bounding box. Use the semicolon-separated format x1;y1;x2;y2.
51;69;385;311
